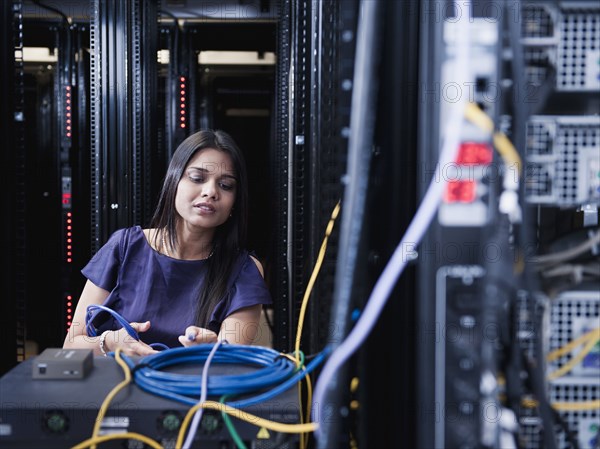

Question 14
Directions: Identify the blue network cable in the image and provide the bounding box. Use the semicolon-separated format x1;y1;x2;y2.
119;344;329;408
87;305;329;409
85;304;170;351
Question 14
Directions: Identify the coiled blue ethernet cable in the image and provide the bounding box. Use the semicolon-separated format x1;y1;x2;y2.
119;344;329;408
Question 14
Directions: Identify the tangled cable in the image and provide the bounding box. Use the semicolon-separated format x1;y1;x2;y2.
85;304;170;351
120;344;298;406
114;344;330;411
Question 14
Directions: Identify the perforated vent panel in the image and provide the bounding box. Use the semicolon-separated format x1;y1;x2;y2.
525;116;600;206
521;2;600;92
524;48;552;87
549;290;600;374
550;380;600;448
557;10;600;91
522;4;554;39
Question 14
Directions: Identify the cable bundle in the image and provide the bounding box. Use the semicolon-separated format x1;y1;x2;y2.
85;304;170;350
122;344;298;406
86;304;138;339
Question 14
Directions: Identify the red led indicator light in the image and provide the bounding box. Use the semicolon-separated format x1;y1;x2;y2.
179;77;186;129
444;180;477;203
65;86;73;139
456;142;493;165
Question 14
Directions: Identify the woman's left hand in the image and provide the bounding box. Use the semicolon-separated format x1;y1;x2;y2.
178;326;218;347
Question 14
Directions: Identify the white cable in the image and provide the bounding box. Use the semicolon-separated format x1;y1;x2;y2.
532;230;600;266
182;339;225;449
312;0;473;433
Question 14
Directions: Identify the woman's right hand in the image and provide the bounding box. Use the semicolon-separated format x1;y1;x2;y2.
103;321;158;356
178;326;218;347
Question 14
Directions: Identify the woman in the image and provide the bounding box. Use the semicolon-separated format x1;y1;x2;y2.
63;130;272;356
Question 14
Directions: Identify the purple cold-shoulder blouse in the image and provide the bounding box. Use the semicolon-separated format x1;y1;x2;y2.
81;226;272;348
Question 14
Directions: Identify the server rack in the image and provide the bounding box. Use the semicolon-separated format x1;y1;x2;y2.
89;0;158;250
519;2;600;449
412;1;600;448
0;0;25;375
415;1;528;448
270;0;353;353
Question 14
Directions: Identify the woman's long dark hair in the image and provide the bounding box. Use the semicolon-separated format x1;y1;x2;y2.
150;129;249;330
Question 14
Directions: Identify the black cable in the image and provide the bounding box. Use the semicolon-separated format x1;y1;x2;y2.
551;408;580;449
523;294;559;449
505;290;524;417
317;1;383;448
504;0;558;447
518;348;581;449
31;0;69;25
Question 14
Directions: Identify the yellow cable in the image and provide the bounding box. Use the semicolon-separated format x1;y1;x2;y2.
547;333;600;380
73;349;163;449
301;369;313;449
305;370;313;429
294;200;341;364
88;349;132;449
176;401;318;448
293;200;340;449
521;397;600;412
464;102;522;175
493;132;522;175
521;398;539;408
279;352;298;364
546;328;599;362
552;400;600;412
71;432;163;449
465;102;494;133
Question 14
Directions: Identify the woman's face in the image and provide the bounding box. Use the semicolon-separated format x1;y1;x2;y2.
175;148;237;231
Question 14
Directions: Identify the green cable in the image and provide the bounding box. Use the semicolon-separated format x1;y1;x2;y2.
293;350;305;372
220;395;247;449
218;351;304;449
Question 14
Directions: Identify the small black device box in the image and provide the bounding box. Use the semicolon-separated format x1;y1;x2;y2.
32;348;94;380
